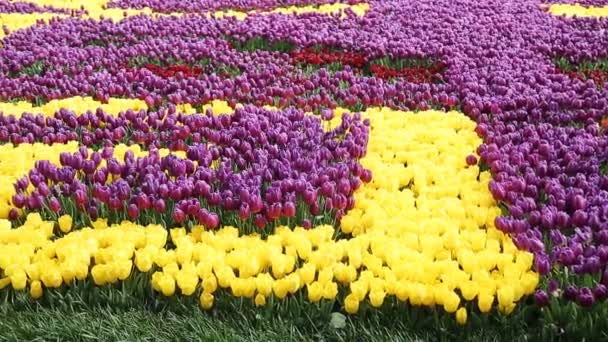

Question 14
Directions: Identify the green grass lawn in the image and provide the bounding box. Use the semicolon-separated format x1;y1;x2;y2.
0;306;511;342
0;277;605;341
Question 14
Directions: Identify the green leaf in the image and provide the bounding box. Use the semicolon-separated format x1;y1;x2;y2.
329;312;346;329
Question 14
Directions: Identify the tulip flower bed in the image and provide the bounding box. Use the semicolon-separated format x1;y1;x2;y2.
1;0;608;341
554;56;608;87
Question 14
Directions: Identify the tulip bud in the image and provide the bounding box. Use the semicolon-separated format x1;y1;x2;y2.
153;199;166;213
283;202;296;218
128;204;140;220
534;255;550;275
254;214;266;230
534;290;549;307
49;197;62;213
465;154;478;166
576;287;595;307
172;208;186;224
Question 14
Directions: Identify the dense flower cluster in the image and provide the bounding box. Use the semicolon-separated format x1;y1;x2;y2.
289;47;446;83
548;3;608;17
543;0;608;7
0;12;457;112
10;105;370;233
0;96;147;118
0;99;240;146
555;58;608;88
291;47;367;69
0;107;538;325
0;0;606;320
0;1;71;14
106;0;365;13
0;142;79;219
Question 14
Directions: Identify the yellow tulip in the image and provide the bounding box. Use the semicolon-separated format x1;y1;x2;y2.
255;274;272;297
74;263;89;281
176;272;198;296
217;267;235;288
456;307;467;325
497;286;514;307
202;274;218;294
307;282;323;303
460;281;478;301
254;293;266;307
200;291;214;310
26;263;41;281
350;281;368;301
0;277;11;289
298;263;316;286
442;290;460;313
272;279;289;299
323;281;338;300
344;293;360;314
135;250;153;272
396;282;410;302
163;262;180;277
114;260;131;280
478;292;494;313
59;263;76;284
30;280;43;299
369;290;386;308
41;268;63;288
9;269;27;290
158;273;176;297
58;215;73;233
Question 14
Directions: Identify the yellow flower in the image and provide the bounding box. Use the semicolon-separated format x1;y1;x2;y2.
254;293;266;307
196;261;213;278
200;291;214;310
500;302;516;315
396;282;410;302
116;260;133;280
318;267;334;284
30;280;43;299
91;265;107;286
456;307;467;325
58;215;73;233
369;290;386;308
216;267;235;288
41;267;63;288
59;262;76;284
74;263;89;281
307;282;323;303
135;250;153;272
26;263;41;281
460;281;478;301
157;273;176;297
298;263;316;286
176;271;199;296
202;274;218;293
323;281;339;300
0;277;11;289
497;286;514;307
272;279;289;299
350;281;368;301
9;269;27;290
478;292;494;313
344;293;360;314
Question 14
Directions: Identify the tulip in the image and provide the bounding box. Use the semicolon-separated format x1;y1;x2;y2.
456;307;467;325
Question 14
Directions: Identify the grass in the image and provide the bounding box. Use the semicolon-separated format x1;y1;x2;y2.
2;272;608;342
0;274;523;342
0;305;509;342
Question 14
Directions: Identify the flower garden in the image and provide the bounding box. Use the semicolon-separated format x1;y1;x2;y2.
0;0;608;340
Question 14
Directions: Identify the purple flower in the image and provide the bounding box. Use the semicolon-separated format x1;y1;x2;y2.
534;290;550;307
534;255;551;275
576;287;595;307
